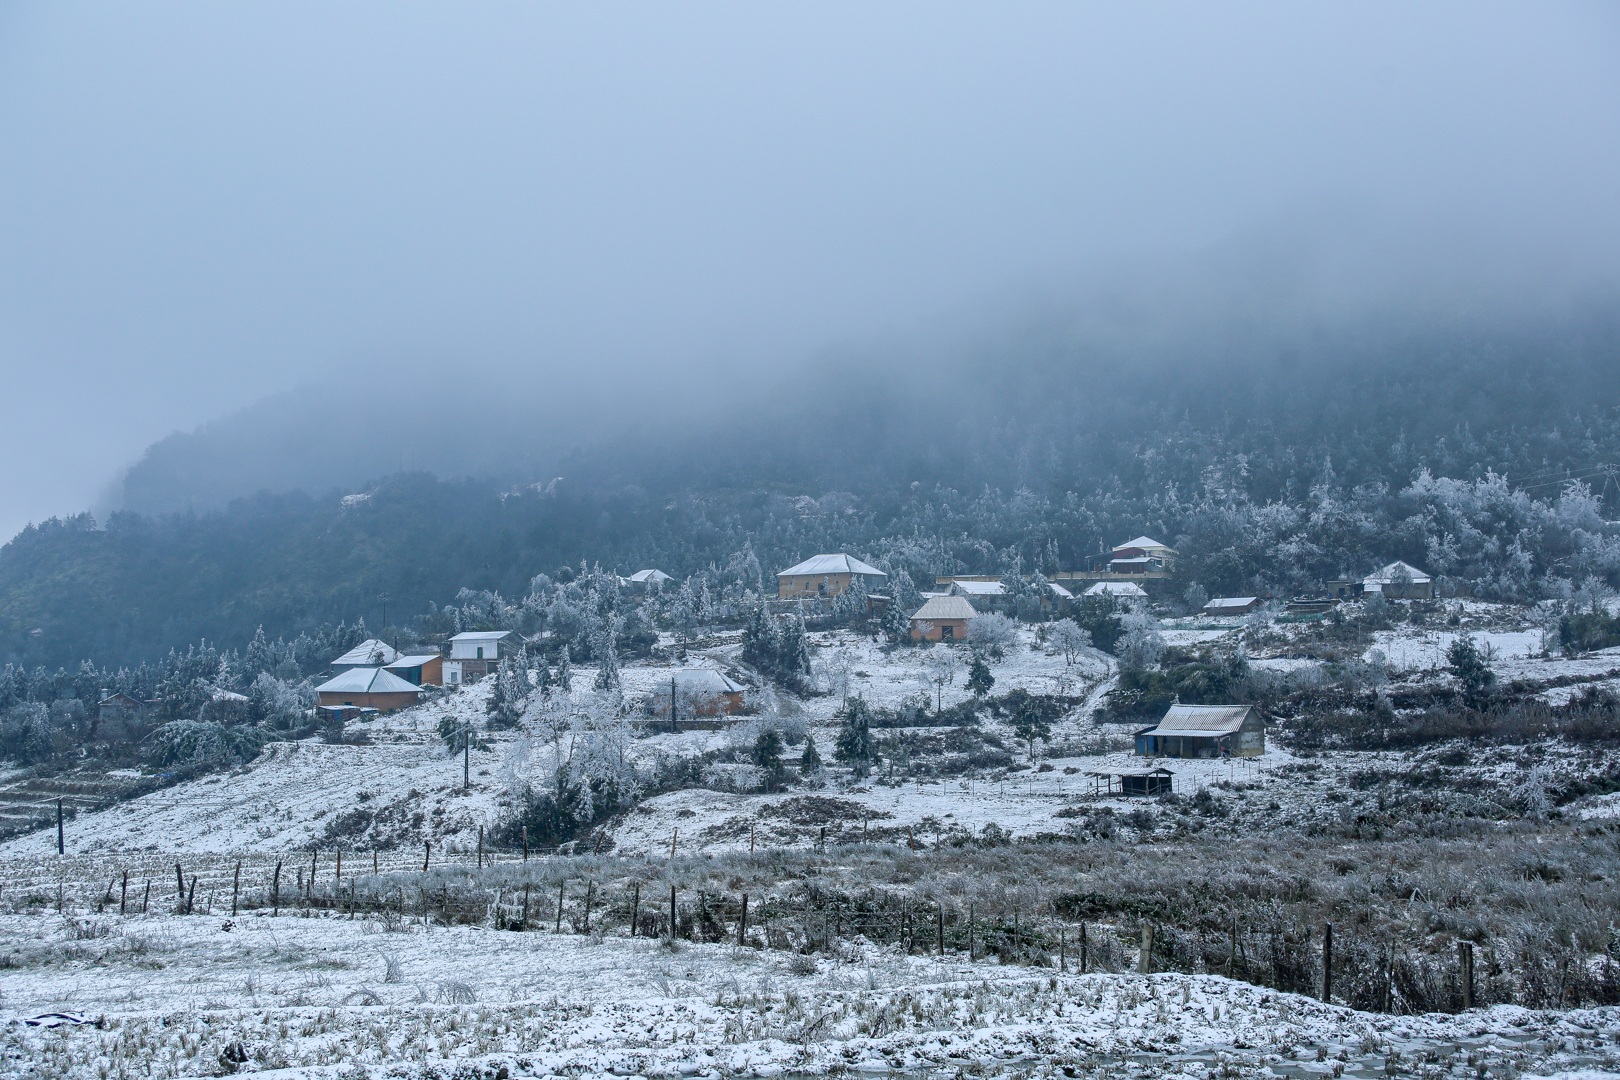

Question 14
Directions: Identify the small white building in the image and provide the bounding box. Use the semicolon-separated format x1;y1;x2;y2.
1203;596;1262;616
1364;561;1434;600
621;569;674;590
446;631;512;682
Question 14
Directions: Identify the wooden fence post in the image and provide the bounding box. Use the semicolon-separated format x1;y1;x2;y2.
185;877;196;916
1139;923;1154;975
477;827;484;870
336;850;342;884
423;840;431;872
373;849;379;876
521;882;530;930
272;860;282;916
1080;921;1088;973
968;903;975;961
738;894;748;945
142;880;150;915
120;871;129;917
631;883;640;937
232;861;241;918
1322;922;1333;1003
669;883;677;939
555;882;565;933
56;798;64;855
937;907;945;957
583;882;594;933
1459;941;1475;1010
175;862;185;905
522;826;529;862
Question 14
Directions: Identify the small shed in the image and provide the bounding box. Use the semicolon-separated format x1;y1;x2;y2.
331;639;401;673
1085;767;1175;797
386;654;445;686
316;704;377;725
1134;703;1264;759
910;595;978;642
315;667;425;713
1203;596;1261;616
652;668;748;719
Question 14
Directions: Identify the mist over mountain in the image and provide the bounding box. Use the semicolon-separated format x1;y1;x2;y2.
7;232;1620;672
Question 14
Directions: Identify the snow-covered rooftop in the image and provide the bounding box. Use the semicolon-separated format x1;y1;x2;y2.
314;667;423;695
911;595;978;622
449;631;511;642
386;654;441;669
331;639;401;667
1140;704;1255;737
1113;536;1176;553
950;580;1005;596
777;553;887;579
1365;560;1432;585
625;569;674;585
1205;596;1259;610
1084;581;1147;597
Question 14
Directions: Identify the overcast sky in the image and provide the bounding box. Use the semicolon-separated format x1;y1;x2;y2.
1;3;1617;540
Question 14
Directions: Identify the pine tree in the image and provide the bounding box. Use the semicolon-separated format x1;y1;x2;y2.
800;733;822;776
555;644;572;693
966;654;995;698
834;695;876;776
594;631;621;690
752;727;785;789
1010;696;1052;762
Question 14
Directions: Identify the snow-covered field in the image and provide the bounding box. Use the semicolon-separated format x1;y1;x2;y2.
3;908;1617;1079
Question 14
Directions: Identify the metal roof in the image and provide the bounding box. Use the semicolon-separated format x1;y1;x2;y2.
777;553;888;579
449;631;511;642
911;595;978;622
950;580;1005;596
1047;582;1074;599
660;668;746;695
315;667;424;695
1139;704;1255;737
1205;596;1259;609
1365;561;1432;585
386;654;441;669
1113;536;1176;553
332;639;401;667
626;569;673;584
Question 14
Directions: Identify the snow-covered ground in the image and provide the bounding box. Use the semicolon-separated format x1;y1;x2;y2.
3;908;1617;1079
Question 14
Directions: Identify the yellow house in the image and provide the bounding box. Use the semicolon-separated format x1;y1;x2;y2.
776;553;888;599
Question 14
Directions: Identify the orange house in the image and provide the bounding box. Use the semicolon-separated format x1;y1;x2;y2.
314;667;425;713
909;595;978;642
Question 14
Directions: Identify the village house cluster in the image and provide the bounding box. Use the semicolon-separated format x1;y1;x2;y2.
293;539;1433;783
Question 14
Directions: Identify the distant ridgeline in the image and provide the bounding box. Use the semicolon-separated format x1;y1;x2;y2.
3;300;1620;670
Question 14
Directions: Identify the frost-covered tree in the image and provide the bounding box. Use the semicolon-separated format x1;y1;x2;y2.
1115;610;1165;670
833;695;876;776
1446;635;1496;702
799;733;822;776
920;646;961;712
968;613;1017;659
966;654;995;698
1048;619;1091;667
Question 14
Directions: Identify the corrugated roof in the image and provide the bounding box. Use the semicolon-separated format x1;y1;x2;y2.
1047;582;1074;599
777;553;888;579
449;631;511;642
315;667;424;695
951;580;1005;596
1140;704;1255;737
911;595;978;622
626;569;673;584
332;639;401;667
1205;596;1259;609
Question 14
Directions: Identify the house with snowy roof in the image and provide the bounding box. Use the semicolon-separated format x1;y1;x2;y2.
1084;580;1148;604
1134;704;1264;759
443;630;511;684
315;667;425;713
621;569;675;591
910;594;978;642
776;553;888;599
1109;536;1177;574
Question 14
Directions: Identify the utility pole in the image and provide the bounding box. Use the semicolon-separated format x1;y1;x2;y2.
56;797;64;855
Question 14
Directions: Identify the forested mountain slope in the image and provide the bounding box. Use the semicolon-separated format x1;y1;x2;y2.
4;295;1620;670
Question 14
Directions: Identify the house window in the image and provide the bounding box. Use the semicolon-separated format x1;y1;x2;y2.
941;625;955;640
476;647;484;659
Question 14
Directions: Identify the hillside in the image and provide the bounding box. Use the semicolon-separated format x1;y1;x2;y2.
3;295;1620;670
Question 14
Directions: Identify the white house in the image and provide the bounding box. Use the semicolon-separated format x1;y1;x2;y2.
1364;561;1434;600
446;631;511;682
1084;580;1148;602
